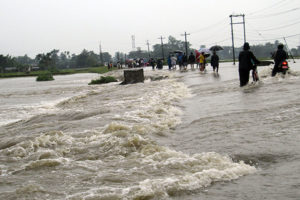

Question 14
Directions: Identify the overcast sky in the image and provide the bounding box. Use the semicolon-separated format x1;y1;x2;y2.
1;0;299;57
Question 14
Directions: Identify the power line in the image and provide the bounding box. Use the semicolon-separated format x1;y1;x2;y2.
248;7;300;19
240;33;300;42
192;23;229;43
247;0;288;16
190;18;228;34
255;19;300;31
205;38;232;46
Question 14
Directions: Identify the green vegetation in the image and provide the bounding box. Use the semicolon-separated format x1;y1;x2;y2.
0;66;117;78
88;76;118;85
36;72;54;81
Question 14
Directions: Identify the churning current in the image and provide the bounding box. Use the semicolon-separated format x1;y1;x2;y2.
0;61;300;200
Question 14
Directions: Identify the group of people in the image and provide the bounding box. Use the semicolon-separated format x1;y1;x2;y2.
166;51;220;72
238;42;288;87
127;58;145;68
126;43;289;88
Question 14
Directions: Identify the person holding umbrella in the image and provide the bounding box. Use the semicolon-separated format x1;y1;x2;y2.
210;51;219;73
188;52;196;70
209;45;223;73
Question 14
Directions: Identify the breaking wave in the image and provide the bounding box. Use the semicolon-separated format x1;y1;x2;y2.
0;70;258;199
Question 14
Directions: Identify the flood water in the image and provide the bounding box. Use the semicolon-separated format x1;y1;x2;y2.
0;61;300;200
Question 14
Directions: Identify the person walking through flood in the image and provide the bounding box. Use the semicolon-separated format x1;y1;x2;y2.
210;51;219;73
177;53;183;70
156;58;163;69
238;42;260;87
189;52;196;70
199;52;205;71
272;44;288;76
167;55;172;70
149;58;156;70
171;55;177;70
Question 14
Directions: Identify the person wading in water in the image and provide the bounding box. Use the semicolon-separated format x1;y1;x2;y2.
238;42;260;87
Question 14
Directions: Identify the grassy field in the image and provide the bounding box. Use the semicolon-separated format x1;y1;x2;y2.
0;66;118;78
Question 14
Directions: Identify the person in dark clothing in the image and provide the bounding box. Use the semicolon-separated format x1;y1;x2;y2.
188;52;196;70
149;58;156;70
238;42;260;87
210;51;219;73
272;44;288;76
156;59;163;69
182;53;188;70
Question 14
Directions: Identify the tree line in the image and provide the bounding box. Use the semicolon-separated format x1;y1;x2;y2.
1;36;299;73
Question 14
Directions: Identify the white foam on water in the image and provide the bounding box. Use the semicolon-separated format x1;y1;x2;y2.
258;65;300;80
0;70;259;199
66;149;256;200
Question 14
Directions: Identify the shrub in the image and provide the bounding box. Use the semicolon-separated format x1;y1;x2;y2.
36;72;54;81
89;76;117;85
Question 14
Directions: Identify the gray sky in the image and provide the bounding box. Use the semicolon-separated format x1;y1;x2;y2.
1;0;300;57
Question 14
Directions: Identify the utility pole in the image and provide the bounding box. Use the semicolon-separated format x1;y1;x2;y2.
146;40;151;59
181;32;190;56
230;15;236;65
99;42;104;66
229;14;246;65
131;35;136;50
242;14;246;43
158;36;165;60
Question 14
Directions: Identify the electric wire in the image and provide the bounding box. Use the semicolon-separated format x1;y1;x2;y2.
240;33;300;42
247;0;289;16
248;7;300;19
258;19;300;31
189;18;228;34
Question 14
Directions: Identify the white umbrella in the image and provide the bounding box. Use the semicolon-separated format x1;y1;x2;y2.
198;48;210;54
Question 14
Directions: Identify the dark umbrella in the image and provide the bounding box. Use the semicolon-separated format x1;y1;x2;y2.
209;45;223;51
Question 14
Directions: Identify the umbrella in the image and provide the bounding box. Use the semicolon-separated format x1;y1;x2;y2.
198;48;210;54
209;45;223;51
195;50;210;61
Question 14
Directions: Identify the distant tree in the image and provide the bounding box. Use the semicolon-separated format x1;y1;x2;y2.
57;51;70;69
15;54;35;65
151;35;193;59
14;54;36;72
76;49;98;68
128;49;149;59
102;52;112;63
113;52;126;62
0;55;8;73
0;55;17;73
35;49;59;70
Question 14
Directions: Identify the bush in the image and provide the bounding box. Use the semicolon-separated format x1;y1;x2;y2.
36;72;54;81
89;76;117;85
